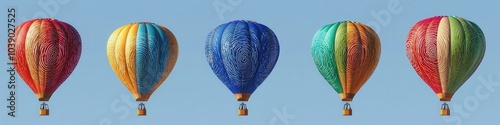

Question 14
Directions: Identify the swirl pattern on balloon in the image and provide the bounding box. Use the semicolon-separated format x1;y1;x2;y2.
107;22;178;101
406;16;485;99
13;18;82;101
205;20;280;96
311;21;381;101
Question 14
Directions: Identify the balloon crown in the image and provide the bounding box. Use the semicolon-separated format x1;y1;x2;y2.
232;20;255;23
37;18;56;21
342;21;360;24
434;15;460;18
133;22;154;24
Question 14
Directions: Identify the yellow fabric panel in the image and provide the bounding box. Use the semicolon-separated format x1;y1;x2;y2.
125;23;139;97
107;24;139;99
25;20;43;97
437;17;450;93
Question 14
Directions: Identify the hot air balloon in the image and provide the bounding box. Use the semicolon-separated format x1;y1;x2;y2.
406;16;485;116
311;21;381;116
205;20;280;116
107;22;178;116
12;18;82;116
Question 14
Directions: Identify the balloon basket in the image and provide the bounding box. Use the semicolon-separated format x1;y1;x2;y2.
440;109;450;116
342;102;352;116
342;109;352;116
137;102;146;116
440;103;450;116
238;109;248;116
137;109;146;116
39;109;49;116
238;102;248;116
39;102;49;116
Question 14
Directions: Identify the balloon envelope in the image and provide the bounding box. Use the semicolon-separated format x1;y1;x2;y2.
406;16;485;101
107;22;178;101
205;20;280;101
13;18;82;101
311;21;381;101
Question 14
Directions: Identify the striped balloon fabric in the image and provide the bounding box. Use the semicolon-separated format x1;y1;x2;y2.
13;18;82;101
205;20;280;101
406;16;486;101
107;22;178;101
311;21;381;101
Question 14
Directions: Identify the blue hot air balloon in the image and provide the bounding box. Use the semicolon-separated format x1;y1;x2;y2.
205;20;280;116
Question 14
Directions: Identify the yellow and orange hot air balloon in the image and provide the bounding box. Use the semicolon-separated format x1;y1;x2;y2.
12;18;82;116
311;21;381;116
107;22;178;116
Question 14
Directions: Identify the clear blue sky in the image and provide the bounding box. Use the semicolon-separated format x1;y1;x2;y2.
2;0;500;125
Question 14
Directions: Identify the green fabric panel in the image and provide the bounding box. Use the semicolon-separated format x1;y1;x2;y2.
311;23;343;94
334;22;348;93
447;17;486;93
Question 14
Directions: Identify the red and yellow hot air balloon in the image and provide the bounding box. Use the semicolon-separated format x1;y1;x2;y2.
12;18;82;116
406;16;485;116
311;21;381;116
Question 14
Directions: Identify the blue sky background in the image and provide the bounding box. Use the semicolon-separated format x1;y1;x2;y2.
2;0;500;125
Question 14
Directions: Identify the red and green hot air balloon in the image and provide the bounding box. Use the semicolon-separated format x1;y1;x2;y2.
311;21;381;116
12;18;82;116
406;16;485;116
